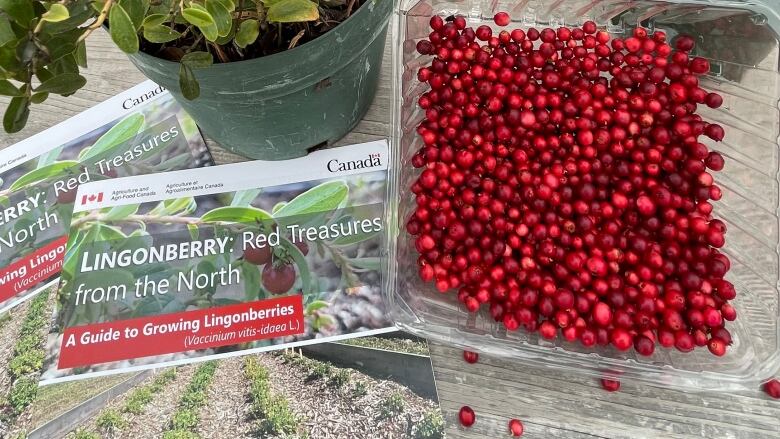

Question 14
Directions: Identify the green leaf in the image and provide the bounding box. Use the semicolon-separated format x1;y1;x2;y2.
214;22;236;45
280;236;311;294
148;0;173;14
199;21;218;41
267;0;319;23
0;79;21;96
234;19;259;48
35;73;86;95
49;53;79;77
348;257;380;271
149;197;195;216
44;3;96;34
230;189;261;207
0;0;34;27
37;146;63;167
132;293;175;317
201;206;273;223
152;153;191;171
215;0;236;11
2;95;29;133
103;203;139;221
272;201;286;213
213;298;243;306
206;0;231;37
80;113;145;162
181;6;214;27
187;224;199;240
119;0;146;29
313;314;334;330
0;17;14;47
35;67;54;83
1;46;22;76
44;37;77;63
98;224;128;240
178;64;199;100
143;13;167;27
62;229;84;279
305;300;329;314
78;266;135;300
332;227;378;246
109;3;139;53
75;40;88;67
181;51;213;68
9;160;79;191
42;4;70;22
274;180;349;218
30;92;48;103
240;262;261;300
143;25;181;43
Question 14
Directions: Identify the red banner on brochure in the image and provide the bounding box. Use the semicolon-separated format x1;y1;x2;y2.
0;236;67;302
58;295;304;369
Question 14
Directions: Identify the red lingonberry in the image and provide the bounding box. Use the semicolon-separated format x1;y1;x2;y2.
582;21;597;34
459;406;476;427
463;350;479;363
707;338;727;356
494;11;510;26
675;35;695;51
705;93;723;108
763;379;780;399
600;378;621;392
634;335;655;356
611;328;632;351
508;418;524;436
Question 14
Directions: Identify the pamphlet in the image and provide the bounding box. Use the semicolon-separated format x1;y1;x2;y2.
41;140;390;384
0;80;213;314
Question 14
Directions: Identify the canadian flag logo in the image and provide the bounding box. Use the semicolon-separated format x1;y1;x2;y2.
80;192;104;206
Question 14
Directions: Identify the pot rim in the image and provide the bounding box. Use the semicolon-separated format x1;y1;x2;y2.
132;0;388;69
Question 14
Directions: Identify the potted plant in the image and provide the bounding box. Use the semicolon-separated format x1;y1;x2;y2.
0;0;392;159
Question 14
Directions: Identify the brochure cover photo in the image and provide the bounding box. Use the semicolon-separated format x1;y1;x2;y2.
7;333;443;439
42;140;392;384
0;80;212;314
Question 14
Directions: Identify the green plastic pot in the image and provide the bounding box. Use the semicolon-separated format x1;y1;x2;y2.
127;0;392;160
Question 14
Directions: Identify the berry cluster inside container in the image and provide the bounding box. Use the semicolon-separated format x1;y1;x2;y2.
388;0;780;391
410;12;732;358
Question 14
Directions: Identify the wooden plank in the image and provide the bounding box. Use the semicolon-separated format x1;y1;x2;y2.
430;342;780;439
28;371;153;439
2;25;779;439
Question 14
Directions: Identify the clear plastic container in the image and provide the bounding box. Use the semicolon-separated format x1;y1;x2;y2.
385;0;780;391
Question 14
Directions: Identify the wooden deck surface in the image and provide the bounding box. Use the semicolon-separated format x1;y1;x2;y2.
2;30;779;439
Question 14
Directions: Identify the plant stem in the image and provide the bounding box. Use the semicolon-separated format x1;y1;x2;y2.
168;0;180;30
346;0;356;17
33;19;45;34
71;212;247;228
187;33;204;53
78;0;114;43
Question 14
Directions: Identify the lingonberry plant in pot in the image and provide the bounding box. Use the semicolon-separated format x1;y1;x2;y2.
0;0;392;159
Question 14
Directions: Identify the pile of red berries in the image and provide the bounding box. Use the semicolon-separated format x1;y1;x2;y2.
407;13;735;357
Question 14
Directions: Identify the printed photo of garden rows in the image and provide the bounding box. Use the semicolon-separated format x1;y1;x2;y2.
41;168;398;383
0;289;443;439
